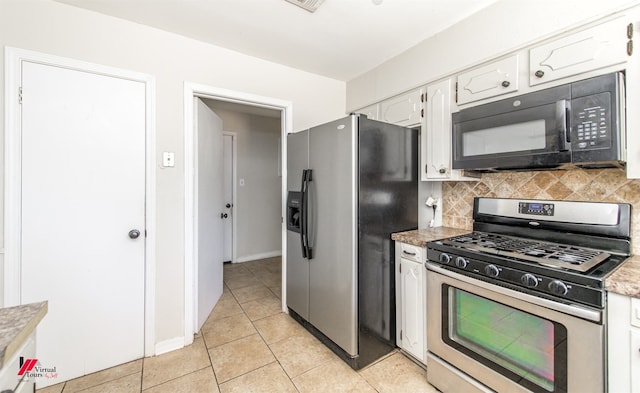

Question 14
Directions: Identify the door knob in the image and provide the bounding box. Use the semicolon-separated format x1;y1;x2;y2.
128;229;141;239
226;203;232;208
220;213;228;219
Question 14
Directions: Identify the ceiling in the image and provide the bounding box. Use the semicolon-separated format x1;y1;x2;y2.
54;0;498;82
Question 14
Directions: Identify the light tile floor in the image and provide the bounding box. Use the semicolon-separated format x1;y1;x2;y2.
36;257;438;393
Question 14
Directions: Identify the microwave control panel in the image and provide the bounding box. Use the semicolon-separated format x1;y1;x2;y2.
572;92;611;150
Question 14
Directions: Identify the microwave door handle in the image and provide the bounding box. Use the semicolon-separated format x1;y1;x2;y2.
556;99;571;151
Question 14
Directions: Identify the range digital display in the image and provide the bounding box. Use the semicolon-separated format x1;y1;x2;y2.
519;202;554;216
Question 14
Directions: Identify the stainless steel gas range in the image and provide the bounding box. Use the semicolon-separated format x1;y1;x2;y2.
426;197;631;393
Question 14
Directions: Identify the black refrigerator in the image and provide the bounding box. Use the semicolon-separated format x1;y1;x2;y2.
286;114;418;369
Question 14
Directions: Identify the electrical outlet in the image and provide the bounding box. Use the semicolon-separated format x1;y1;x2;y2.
239;178;245;186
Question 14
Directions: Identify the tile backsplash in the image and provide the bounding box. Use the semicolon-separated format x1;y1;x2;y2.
442;168;640;255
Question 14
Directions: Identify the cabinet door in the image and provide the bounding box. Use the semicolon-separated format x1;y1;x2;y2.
423;79;452;179
529;17;629;86
457;55;519;105
399;258;424;362
632;329;640;392
379;88;424;127
354;104;379;121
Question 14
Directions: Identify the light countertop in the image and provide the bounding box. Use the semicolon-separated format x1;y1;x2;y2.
0;301;47;369
605;255;640;298
391;227;469;248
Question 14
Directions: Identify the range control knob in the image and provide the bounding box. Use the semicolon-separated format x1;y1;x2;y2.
439;253;451;264
521;273;539;288
484;264;500;277
548;280;569;296
455;257;468;269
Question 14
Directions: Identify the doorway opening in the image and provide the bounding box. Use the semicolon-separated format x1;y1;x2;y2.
184;83;292;343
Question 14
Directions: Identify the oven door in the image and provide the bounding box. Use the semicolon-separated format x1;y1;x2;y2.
452;86;572;171
426;263;604;393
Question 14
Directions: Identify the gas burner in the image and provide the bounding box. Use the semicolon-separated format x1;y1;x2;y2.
427;197;631;309
443;232;611;273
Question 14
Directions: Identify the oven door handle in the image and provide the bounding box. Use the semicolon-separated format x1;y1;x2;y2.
556;99;571;152
425;262;601;323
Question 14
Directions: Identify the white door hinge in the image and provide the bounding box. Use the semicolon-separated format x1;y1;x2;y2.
19;87;23;104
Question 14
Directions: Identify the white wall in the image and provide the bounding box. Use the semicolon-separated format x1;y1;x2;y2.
0;0;345;345
347;0;640;111
204;106;282;261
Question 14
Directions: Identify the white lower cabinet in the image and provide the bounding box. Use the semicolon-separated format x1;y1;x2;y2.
395;242;426;363
607;292;640;393
0;332;36;393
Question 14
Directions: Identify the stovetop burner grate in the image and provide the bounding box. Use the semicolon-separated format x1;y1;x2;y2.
442;232;611;272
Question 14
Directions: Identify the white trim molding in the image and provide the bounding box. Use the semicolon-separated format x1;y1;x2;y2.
235;251;283;263
154;336;185;356
184;83;292;343
4;47;157;357
222;131;238;264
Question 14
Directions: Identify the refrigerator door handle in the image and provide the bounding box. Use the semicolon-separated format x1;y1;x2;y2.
302;169;313;259
300;170;309;259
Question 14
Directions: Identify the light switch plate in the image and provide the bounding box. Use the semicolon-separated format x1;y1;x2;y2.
162;152;175;167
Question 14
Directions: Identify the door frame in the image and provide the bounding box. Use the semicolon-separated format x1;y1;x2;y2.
222;131;238;264
4;47;157;356
184;83;291;343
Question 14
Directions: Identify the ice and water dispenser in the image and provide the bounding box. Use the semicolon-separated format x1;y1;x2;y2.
287;191;302;233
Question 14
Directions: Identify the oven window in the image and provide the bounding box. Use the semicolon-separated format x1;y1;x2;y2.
462;119;546;157
443;287;567;393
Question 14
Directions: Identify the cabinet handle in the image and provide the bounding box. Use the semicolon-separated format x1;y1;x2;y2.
403;250;417;256
501;80;510;88
439;168;446;174
535;70;545;78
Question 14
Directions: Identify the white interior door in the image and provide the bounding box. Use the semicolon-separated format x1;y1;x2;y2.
222;134;234;262
20;61;146;385
195;99;224;330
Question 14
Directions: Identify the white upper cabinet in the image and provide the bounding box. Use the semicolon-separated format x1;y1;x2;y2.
423;79;451;180
354;103;379;121
457;55;519;105
379;88;424;127
529;17;630;86
422;79;477;181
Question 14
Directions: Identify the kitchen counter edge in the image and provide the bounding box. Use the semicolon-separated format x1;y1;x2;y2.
0;301;48;369
605;255;640;299
391;227;469;248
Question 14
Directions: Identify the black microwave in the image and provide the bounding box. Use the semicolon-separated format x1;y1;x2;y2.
452;72;626;171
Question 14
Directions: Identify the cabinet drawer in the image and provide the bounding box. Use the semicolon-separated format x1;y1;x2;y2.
399;243;423;262
457;54;519;105
632;297;640;328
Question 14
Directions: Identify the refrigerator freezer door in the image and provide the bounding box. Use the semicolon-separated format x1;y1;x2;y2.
308;116;358;356
286;130;310;319
358;117;418;345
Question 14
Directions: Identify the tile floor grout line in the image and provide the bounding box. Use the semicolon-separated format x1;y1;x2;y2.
199;312;224;391
140;365;213;392
223;264;304;392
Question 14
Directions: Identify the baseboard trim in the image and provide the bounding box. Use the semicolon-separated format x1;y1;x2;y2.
235;250;282;263
154;336;184;356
